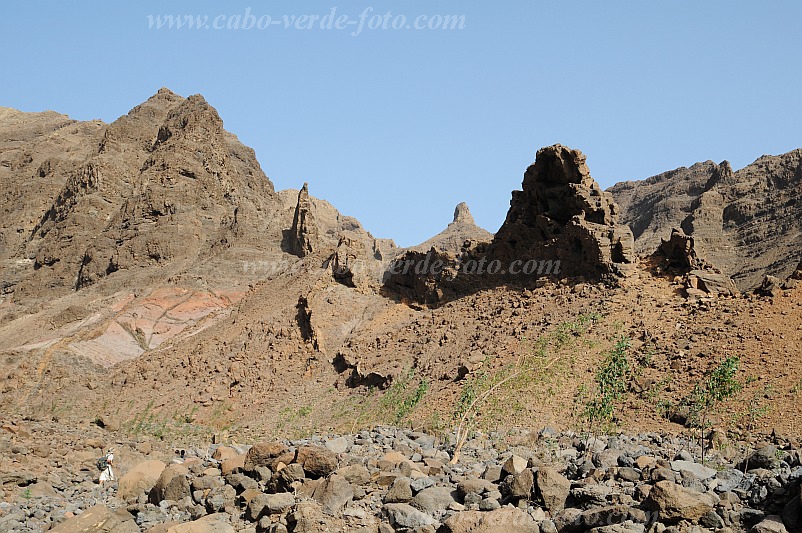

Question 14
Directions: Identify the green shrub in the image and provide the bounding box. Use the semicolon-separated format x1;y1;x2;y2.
581;336;632;432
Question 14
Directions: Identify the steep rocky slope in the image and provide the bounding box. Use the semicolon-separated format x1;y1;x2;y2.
18;88;282;299
609;150;802;290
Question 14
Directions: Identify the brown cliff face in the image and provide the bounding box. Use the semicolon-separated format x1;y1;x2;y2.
0;107;105;297
609;150;802;290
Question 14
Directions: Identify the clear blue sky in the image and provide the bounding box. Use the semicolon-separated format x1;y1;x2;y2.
2;1;800;247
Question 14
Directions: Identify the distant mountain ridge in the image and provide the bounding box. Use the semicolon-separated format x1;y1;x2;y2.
609;150;802;290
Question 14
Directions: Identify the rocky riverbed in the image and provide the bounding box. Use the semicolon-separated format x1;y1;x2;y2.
1;420;801;532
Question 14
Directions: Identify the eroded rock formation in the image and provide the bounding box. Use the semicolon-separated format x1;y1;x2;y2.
452;202;474;225
657;229;701;270
385;145;636;303
289;183;317;257
487;144;635;277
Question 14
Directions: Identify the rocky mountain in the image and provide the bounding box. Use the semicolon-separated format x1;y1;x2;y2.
4;91;802;533
1;89;284;308
609;150;802;290
408;202;493;255
0;90;387;369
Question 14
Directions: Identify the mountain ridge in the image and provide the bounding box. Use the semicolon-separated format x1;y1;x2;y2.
2;89;802;448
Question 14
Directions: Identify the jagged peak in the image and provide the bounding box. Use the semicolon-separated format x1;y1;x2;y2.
186;93;208;105
289;181;316;257
451;202;475;225
144;87;183;105
525;144;591;186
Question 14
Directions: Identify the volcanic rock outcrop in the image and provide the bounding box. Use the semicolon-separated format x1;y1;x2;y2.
487;144;635;276
609;149;802;290
452;201;474;224
656;229;702;270
277;184;398;288
654;229;739;300
288;183;317;257
385;145;636;303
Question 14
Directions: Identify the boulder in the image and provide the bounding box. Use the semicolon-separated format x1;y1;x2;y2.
220;455;244;476
643;480;717;523
324;437;349;454
509;468;535;499
244;442;290;471
385;476;413;503
502;455;528;476
149;464;190;504
50;504;138;533
411;486;459;514
205;485;236;513
287;501;331;533
336;464;371;485
211;446;238;461
26;481;57;498
751;515;789;533
669;460;717;481
383;503;437;529
191;475;224;492
715;468;745;493
443;507;539;532
457;478;496;499
295;445;338;478
686;269;738;297
535;467;571;513
226;472;258;493
757;275;783;297
248;492;296;520
117;460;166;502
312;474;353;515
165;514;235;533
581;505;648;529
